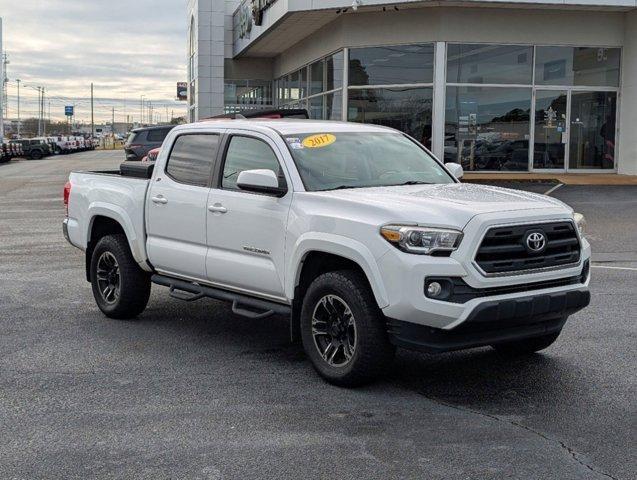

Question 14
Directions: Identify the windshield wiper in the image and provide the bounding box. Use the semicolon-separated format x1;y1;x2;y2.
322;185;360;191
393;181;434;186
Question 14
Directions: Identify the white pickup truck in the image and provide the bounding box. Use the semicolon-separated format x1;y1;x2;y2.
63;119;591;386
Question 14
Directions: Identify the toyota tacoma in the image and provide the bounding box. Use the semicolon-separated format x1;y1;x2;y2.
63;120;591;386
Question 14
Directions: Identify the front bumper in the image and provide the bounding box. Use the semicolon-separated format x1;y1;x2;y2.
386;288;590;353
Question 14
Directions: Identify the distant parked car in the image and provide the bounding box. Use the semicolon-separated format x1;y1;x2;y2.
1;142;11;163
124;125;174;161
11;139;51;160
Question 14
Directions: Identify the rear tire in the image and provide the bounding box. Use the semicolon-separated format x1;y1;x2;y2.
300;270;395;387
90;234;151;319
30;150;42;160
491;331;561;355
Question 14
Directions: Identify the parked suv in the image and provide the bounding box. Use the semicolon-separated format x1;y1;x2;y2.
63;120;590;386
124;126;174;161
12;139;51;160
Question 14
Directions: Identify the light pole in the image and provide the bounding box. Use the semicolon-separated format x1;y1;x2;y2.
16;78;20;138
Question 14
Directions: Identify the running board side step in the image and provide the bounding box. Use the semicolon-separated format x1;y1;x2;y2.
151;274;291;319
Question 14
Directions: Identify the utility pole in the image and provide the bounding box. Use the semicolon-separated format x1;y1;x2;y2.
42;87;46;136
16;78;20;138
112;106;115;136
37;86;41;136
90;83;94;139
140;95;145;125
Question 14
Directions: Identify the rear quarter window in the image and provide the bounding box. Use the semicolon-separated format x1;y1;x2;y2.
165;134;220;187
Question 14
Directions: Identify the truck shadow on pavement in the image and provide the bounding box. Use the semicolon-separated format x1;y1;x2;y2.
134;294;578;409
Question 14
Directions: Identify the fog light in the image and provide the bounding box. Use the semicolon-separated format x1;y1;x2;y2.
427;282;443;298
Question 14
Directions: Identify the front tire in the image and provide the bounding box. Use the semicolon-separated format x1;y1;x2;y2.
30;150;42;160
491;330;561;355
90;234;151;319
300;270;395;387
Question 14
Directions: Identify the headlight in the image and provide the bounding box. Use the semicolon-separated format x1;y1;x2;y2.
574;213;586;237
380;225;463;255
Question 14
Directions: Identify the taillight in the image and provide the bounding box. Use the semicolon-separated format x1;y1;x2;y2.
63;181;72;216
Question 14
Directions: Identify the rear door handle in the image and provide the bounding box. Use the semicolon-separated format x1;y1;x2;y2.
208;205;227;214
151;196;168;205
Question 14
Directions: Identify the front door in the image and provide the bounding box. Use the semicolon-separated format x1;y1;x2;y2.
205;132;292;300
146;133;221;280
568;91;617;170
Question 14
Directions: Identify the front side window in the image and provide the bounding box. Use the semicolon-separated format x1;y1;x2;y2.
165;134;220;187
222;136;283;191
284;132;454;191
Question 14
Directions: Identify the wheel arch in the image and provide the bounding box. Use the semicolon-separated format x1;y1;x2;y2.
287;236;390;342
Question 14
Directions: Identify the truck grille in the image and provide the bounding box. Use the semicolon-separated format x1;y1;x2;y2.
475;221;581;275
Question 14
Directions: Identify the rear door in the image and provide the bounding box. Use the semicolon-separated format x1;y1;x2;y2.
205;131;292;300
146;132;222;280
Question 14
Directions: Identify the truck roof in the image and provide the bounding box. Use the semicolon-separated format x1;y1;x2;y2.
180;119;397;136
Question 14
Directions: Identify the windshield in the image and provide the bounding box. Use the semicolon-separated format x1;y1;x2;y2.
283;132;454;191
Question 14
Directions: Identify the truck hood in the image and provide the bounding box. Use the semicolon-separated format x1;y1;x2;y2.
310;183;571;229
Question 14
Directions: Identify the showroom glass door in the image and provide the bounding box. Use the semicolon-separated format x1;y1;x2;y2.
569;91;617;170
533;90;568;170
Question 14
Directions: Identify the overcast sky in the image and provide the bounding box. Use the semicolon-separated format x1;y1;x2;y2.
0;0;187;123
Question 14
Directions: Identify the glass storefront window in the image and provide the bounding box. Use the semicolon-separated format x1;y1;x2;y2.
310;60;324;96
447;44;533;85
225;80;273;106
535;47;621;87
326;51;344;92
349;44;434;86
533;90;567;169
289;70;300;101
445;86;531;171
308;92;343;120
309;96;322;119
348;87;433;150
569;91;616;169
300;67;308;99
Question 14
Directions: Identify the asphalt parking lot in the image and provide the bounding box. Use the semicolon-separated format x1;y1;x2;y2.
0;151;635;480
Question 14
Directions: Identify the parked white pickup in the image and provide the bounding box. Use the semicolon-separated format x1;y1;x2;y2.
63;119;591;386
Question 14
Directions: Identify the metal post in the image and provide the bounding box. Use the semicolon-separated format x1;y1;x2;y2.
91;83;94;139
37;86;41;136
42;87;46;136
16;78;20;138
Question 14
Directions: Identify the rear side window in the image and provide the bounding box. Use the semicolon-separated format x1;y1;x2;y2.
165;134;220;187
222;136;283;191
147;128;172;142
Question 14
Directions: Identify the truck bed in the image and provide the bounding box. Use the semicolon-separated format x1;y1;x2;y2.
65;166;152;267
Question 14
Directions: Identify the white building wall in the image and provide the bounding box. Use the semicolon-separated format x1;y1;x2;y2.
188;0;230;119
619;11;637;175
274;7;625;77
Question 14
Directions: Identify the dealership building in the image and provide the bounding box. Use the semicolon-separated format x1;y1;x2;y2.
186;0;637;175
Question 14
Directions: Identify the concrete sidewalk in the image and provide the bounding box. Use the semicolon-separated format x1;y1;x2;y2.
464;172;637;185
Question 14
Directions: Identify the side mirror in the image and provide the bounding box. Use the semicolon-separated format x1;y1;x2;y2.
445;162;464;180
237;169;287;197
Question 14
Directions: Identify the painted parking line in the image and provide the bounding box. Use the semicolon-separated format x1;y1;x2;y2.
544;183;564;196
592;265;637;271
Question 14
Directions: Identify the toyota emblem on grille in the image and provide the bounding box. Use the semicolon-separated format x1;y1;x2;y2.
525;231;547;254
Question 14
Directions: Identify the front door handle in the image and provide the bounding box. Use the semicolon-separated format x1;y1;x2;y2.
151;196;168;205
208;204;227;214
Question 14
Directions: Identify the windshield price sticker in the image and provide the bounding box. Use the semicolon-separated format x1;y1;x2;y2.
302;134;336;149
